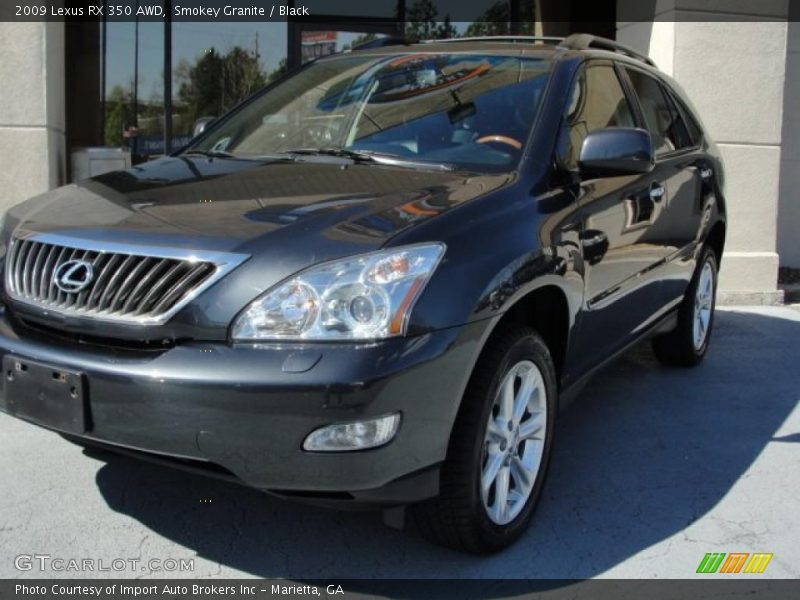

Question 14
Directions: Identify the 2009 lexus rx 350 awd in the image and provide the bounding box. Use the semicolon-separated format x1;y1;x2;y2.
0;35;725;553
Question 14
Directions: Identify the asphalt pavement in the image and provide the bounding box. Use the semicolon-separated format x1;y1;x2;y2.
1;306;798;579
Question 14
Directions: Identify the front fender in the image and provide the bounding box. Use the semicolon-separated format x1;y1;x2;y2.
393;180;583;335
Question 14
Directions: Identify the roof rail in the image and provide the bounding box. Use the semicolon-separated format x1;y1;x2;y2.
559;34;656;67
423;36;565;45
350;36;409;51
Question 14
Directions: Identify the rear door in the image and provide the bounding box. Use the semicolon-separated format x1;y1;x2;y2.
558;61;672;372
620;66;706;308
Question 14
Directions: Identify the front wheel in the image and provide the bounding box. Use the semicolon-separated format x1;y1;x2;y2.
652;247;718;366
413;326;556;553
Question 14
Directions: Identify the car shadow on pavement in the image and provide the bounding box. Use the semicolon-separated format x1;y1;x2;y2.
92;310;800;578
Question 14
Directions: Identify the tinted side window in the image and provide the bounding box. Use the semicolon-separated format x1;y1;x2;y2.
625;69;691;155
558;64;636;168
666;88;703;146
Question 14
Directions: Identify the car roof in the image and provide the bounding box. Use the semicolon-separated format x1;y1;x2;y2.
338;35;659;73
342;40;559;60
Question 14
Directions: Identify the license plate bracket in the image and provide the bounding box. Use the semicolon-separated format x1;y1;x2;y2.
2;356;88;434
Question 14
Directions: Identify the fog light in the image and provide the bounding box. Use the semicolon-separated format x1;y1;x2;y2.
302;413;401;452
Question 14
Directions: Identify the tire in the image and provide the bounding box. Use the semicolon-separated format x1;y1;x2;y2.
652;246;718;367
413;325;557;553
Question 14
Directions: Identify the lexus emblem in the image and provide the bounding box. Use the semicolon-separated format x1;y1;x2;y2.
53;259;94;293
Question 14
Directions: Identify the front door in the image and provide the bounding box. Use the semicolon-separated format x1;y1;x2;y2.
555;61;671;373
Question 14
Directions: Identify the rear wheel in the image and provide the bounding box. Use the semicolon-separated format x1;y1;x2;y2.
413;326;556;553
652;247;718;366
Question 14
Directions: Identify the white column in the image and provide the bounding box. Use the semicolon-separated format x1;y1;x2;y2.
777;22;800;268
618;2;789;304
0;22;66;214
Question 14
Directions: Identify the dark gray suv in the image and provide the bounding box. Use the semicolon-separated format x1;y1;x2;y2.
0;35;725;552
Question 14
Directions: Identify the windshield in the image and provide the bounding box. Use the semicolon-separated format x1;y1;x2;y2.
188;53;552;172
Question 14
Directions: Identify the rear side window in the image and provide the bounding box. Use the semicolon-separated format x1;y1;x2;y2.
666;88;703;146
558;64;636;169
625;68;692;155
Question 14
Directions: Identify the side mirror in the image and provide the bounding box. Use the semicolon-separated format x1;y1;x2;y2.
578;127;654;179
192;116;217;138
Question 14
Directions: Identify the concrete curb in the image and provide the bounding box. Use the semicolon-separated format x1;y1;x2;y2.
718;290;785;306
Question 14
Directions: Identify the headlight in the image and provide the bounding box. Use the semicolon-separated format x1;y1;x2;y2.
231;243;445;341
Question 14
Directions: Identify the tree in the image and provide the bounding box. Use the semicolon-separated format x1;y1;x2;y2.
176;46;267;124
222;46;267;106
177;48;225;122
437;16;457;39
267;58;288;83
405;0;439;43
465;1;510;37
104;85;130;147
465;0;536;37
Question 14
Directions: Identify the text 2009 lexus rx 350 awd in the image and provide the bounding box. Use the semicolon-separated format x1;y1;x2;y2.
0;35;725;552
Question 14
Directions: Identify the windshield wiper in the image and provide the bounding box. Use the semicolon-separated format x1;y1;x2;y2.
183;149;300;163
183;149;238;159
282;147;379;161
281;148;453;171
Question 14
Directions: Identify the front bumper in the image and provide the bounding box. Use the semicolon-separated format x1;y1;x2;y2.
0;309;488;506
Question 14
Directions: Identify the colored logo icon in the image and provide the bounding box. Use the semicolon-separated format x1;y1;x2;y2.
696;553;773;574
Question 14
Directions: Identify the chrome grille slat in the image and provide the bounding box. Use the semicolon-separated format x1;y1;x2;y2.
38;244;59;300
6;240;21;295
109;257;154;311
29;243;46;298
49;246;70;303
76;252;107;307
97;254;137;309
122;258;172;313
86;253;121;309
15;240;32;295
134;262;187;315
3;235;239;325
151;264;213;314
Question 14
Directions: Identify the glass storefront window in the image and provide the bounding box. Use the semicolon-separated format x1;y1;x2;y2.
102;16;165;160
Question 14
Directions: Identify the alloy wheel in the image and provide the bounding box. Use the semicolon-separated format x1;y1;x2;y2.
481;359;547;525
693;259;715;350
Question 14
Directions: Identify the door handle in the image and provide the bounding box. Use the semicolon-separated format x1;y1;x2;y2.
700;167;713;180
580;232;608;248
580;230;609;266
650;184;666;201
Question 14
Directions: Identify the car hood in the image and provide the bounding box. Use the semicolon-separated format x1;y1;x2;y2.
8;155;509;253
3;155;512;340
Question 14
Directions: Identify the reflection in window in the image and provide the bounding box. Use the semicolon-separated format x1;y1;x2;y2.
301;31;392;64
171;22;287;151
192;53;552;172
102;18;164;158
559;65;635;169
625;69;692;155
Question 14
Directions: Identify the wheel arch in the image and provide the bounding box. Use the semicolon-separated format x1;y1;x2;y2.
705;219;726;264
496;285;571;384
461;282;574;409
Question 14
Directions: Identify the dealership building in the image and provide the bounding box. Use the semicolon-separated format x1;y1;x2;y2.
0;0;797;303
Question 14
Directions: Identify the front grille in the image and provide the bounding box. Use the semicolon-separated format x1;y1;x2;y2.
4;235;240;325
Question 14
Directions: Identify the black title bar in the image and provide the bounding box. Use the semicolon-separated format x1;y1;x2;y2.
0;0;796;23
